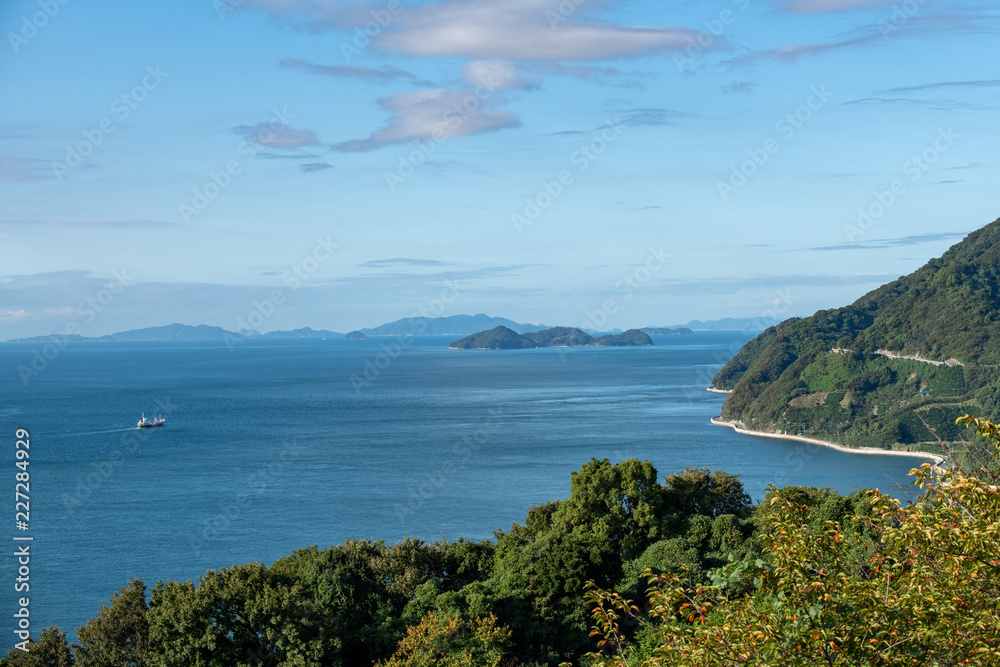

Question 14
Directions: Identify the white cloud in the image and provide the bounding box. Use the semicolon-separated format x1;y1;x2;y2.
245;0;716;62
334;88;519;151
461;61;536;91
379;0;701;61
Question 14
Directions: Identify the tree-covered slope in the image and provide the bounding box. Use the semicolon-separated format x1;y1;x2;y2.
451;327;654;349
713;217;1000;457
593;329;653;347
449;326;538;349
524;327;594;347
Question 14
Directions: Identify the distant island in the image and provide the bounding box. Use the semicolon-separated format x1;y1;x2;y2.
449;326;653;350
344;330;368;340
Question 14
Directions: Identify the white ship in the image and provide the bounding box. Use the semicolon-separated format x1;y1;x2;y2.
137;413;165;428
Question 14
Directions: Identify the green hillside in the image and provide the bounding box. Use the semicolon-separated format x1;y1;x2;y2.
524;326;594;347
713;217;1000;461
451;327;654;350
593;329;653;346
449;326;538;349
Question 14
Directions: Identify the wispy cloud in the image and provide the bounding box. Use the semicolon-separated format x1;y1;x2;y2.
650;273;897;297
732;9;1000;65
243;0;721;62
615;108;695;127
721;80;758;94
779;0;895;13
361;258;453;268
299;162;333;173
1;219;179;229
0;156;50;182
333;88;519;152
839;97;994;111
728;35;872;65
807;231;968;251
883;79;1000;94
234;122;319;149
280;57;434;86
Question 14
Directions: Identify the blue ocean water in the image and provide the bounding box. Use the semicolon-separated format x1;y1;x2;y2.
0;333;929;646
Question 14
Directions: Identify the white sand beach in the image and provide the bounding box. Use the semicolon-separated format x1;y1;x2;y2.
710;417;946;466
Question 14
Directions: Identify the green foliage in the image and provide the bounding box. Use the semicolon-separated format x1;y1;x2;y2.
592;330;653;347
714;217;1000;456
147;562;325;666
661;468;752;532
375;613;514;667
554;458;665;561
451;326;653;349
42;459;758;667
524;327;594;347
449;326;537;349
75;578;149;667
578;415;1000;666
1;627;73;667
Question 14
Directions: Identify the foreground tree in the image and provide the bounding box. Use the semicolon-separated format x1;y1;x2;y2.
376;613;514;667
75;578;149;667
578;415;1000;666
0;627;74;667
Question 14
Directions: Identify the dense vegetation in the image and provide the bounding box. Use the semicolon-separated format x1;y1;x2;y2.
449;326;539;349
4;462;758;666
713;217;1000;461
9;417;1000;665
592;330;653;347
450;328;653;350
582;414;1000;666
524;327;595;347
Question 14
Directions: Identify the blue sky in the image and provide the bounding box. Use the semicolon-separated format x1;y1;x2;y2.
1;0;998;337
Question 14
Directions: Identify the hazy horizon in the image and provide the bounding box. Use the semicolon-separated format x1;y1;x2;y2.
3;1;998;339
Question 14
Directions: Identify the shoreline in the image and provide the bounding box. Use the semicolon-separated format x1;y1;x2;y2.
706;387;732;394
710;417;946;466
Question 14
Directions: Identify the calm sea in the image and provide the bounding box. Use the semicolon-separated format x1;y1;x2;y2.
0;333;928;645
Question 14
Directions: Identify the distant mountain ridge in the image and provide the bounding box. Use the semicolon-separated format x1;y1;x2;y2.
360;314;547;336
713;216;1000;459
679;318;781;332
8;316;705;343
